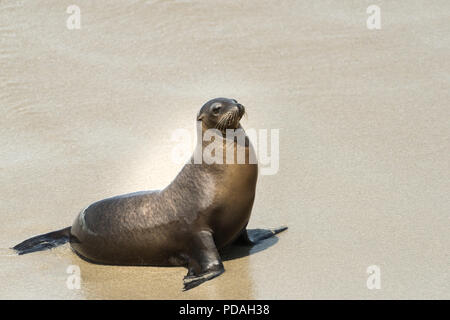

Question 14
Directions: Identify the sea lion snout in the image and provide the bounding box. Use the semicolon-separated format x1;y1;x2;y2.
236;103;245;118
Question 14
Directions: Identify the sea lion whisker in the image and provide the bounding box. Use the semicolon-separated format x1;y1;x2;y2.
216;112;233;131
233;111;238;127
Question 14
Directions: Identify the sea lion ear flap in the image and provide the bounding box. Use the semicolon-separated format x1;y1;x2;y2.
197;112;204;121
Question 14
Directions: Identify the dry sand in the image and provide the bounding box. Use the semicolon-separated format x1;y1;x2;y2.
0;0;449;299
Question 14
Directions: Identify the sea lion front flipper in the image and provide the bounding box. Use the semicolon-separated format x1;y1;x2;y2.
234;226;289;246
183;230;225;291
233;227;254;245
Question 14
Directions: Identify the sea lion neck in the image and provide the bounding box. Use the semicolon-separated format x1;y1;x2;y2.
192;121;254;166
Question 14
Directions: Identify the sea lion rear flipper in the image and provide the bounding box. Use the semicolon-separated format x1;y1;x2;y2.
12;227;71;255
183;230;225;291
234;226;288;246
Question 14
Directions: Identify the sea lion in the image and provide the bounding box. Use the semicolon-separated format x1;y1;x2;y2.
13;97;287;290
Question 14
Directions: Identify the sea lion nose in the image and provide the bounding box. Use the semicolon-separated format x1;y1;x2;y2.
236;103;244;113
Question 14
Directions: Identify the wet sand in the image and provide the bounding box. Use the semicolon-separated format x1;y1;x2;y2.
0;0;449;299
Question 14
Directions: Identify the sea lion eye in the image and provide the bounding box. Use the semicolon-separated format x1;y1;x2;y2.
211;103;222;114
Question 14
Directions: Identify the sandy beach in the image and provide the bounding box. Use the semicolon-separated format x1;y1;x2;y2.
0;0;449;299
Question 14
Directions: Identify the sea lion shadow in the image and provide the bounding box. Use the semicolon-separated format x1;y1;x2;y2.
220;235;279;261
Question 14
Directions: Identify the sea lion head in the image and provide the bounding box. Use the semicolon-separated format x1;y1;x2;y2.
197;98;245;131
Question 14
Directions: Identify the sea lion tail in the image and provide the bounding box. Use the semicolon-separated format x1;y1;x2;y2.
12;227;71;255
